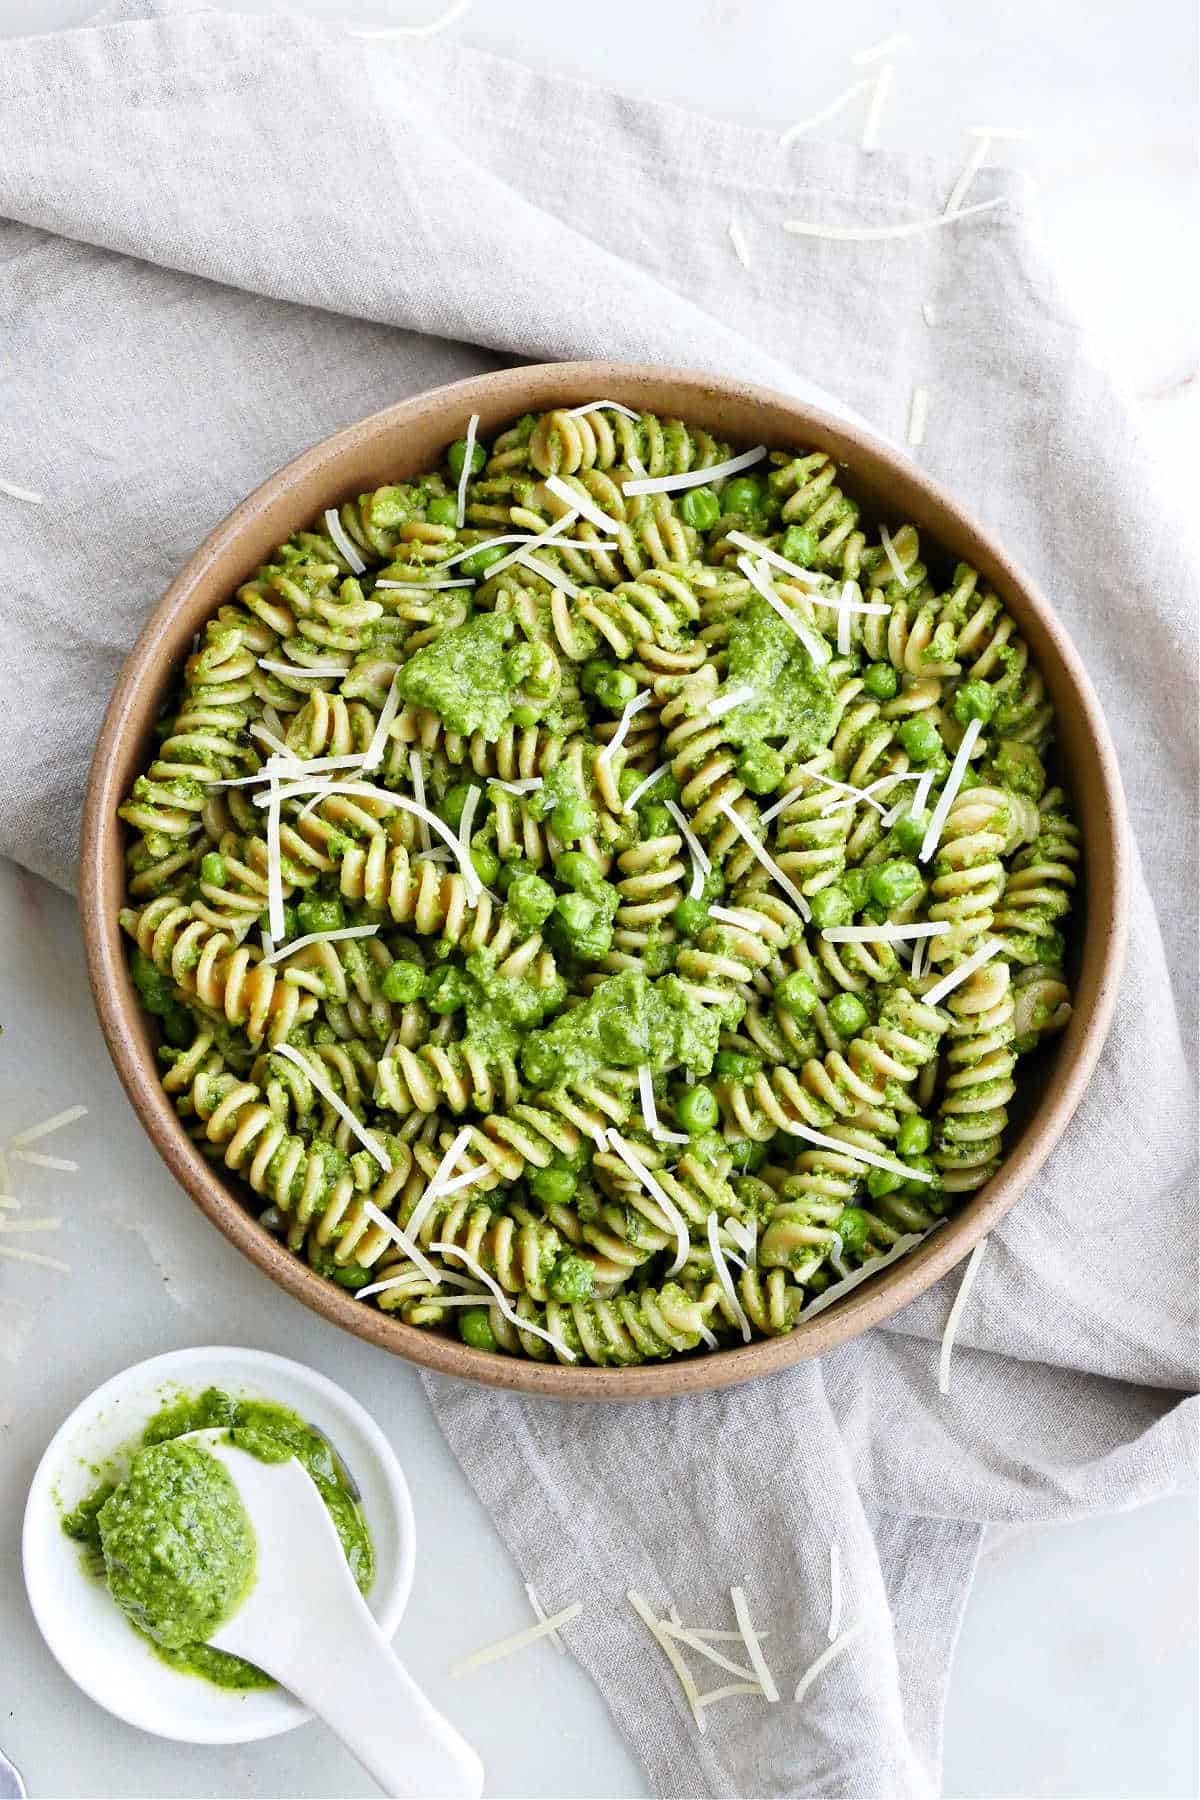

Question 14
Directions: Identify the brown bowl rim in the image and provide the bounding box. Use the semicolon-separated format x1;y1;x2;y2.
79;360;1129;1400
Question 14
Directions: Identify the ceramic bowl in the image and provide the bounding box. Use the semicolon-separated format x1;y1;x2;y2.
78;362;1128;1399
23;1345;414;1742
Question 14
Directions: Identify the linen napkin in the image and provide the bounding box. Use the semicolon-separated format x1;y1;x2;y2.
1;7;1196;1796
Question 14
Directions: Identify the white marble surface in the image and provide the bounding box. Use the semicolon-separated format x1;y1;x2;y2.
1;3;1196;1798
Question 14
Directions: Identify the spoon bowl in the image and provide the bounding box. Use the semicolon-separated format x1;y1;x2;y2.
23;1347;414;1745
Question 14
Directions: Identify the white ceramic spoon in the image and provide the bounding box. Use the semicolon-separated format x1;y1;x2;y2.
181;1430;483;1800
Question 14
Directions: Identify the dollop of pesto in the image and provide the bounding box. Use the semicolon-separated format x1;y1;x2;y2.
396;611;516;740
520;970;722;1090
97;1441;255;1650
62;1387;373;1691
717;595;837;752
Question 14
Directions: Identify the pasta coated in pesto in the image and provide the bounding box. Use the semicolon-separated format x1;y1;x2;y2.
118;406;1077;1367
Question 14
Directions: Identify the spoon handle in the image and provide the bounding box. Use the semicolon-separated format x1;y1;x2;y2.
278;1600;483;1800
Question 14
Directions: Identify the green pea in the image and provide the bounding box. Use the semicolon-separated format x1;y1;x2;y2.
836;1205;872;1252
548;1252;595;1302
892;810;928;855
677;1084;719;1134
529;1164;577;1208
581;659;615;698
680;486;721;530
555;850;607;900
867;858;923;910
426;966;468;1015
199;851;227;886
296;895;345;936
511;705;540;729
866;1165;903;1199
809;885;853;929
953;679;997;726
776;970;819;1018
778;524;819;567
713;1051;760;1080
426;496;459;527
639;801;672;839
727;1137;769;1172
381;960;425;1004
840;868;870;911
331;1262;372;1290
459;1308;498;1352
897;1114;933;1157
899;1153;938;1198
828;991;869;1038
446;437;486;481
507;873;556;929
470;842;501;887
671;897;709;937
441;782;476;830
459;544;507;580
862;662;899;701
898;717;941;764
736;741;785;796
551;795;592;843
595;668;639;712
617;766;643;803
721;475;768;516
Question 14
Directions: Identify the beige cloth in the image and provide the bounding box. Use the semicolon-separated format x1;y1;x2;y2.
0;6;1195;1794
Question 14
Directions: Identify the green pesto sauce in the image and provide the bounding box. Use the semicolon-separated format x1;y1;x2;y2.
460;946;562;1061
96;1441;255;1651
519;969;721;1090
62;1388;373;1692
396;611;516;740
718;596;837;752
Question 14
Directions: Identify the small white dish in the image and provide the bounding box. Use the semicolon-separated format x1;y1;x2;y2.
22;1345;415;1745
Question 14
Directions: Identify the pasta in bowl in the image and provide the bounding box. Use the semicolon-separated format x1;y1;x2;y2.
80;364;1126;1398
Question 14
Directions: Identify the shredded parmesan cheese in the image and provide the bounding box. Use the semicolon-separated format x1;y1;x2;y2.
782;196;1005;241
820;922;949;944
836;580;855;655
800;1228;939;1319
622;762;669;814
362;672;401;772
512;548;581;597
607;1134;691;1276
706;683;755;721
272;1046;392;1170
360;1198;468;1291
878;523;910;589
323;508;366;575
0;478;44;505
910;936;927;982
374;576;475;591
730;1588;779;1701
778;77;876;146
939;1238;987;1394
944;136;992;216
265;768;285;942
458;783;481;875
598;689;652;767
716;798;812;920
919;716;982;862
707;1213;752;1342
828;1543;842;1641
763;766;887;823
12;1151;78;1172
404;1127;474;1244
261;779;481;900
627;1592;706;1731
622;444;766;498
451;1602;583;1676
922;938;1005;1008
526;1583;567;1654
907;384;929;447
860;63;894;150
698;1681;763;1707
783;1122;933;1183
794;1624;864;1703
736;555;831;668
353;0;471;35
568;399;643;421
659;1623;757;1683
409;750;432;853
487;776;543;795
663;799;710;900
544;473;622;532
0;1244;70;1272
852;30;911;64
430;1240;577;1361
9;1105;88;1147
637;1067;688;1145
258;659;347;679
455;412;479;530
261;925;378;966
708;905;765;933
728;215;752;268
